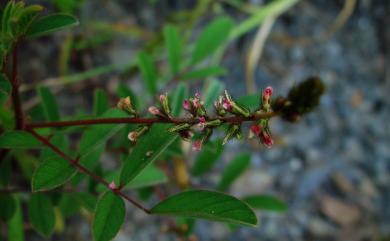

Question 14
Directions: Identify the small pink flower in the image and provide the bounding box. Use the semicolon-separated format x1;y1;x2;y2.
192;140;202;151
148;106;160;115
250;124;262;136
192;98;201;109
109;181;116;190
195;92;201;99
260;132;273;148
263;86;273;97
198;116;206;123
222;98;232;111
197;117;206;131
183;99;190;110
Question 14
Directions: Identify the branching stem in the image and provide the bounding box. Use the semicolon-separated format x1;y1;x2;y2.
27;128;151;214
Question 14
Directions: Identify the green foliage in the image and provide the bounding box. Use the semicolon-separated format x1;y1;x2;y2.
217;153;251;191
26;13;79;38
32;156;77;191
202;79;225;109
0;131;41;148
191;17;234;64
0;194;16;221
192;140;224;176
93;192;125;241
93;88;109;116
120;124;177;186
0;74;11;106
171;82;188;116
28;193;55;236
164;25;182;75
137;51;158;95
243;195;288;212
180;66;227;81
151;190;258;226
38;87;60;121
7;195;25;241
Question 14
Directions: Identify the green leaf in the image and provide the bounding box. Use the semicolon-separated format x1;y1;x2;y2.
191;17;234;64
28;193;55;236
93;192;125;241
150;190;257;226
164;25;182;75
58;193;80;217
127;165;167;189
0;131;41;148
171;83;188;116
138;51;157;95
74;192;97;213
243;195;288;212
38;87;60;121
32;156;77;191
93;88;109;116
192;140;224;176
7;195;25;241
180;66;226;81
26;13;79;38
217;153;251;191
120;124;177;186
0;74;11;106
79;109;128;156
236;94;260;109
230;0;299;40
202;79;225;109
0;194;16;221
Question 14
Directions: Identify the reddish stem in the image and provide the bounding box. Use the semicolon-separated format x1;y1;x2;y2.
27;128;151;214
26;112;278;129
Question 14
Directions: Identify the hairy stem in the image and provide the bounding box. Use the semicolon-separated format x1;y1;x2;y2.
26;112;278;129
27;128;151;214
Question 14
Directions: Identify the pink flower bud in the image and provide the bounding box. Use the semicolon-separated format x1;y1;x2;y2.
250;124;262;136
195;92;201;99
192;140;202;151
263;86;273;97
192;98;201;109
260;132;273;148
148;106;160;115
109;181;116;190
222;98;232;111
183;99;190;110
159;94;166;102
198;116;206;123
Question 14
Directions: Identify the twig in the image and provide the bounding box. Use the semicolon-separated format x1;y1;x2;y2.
26;128;151;214
25;112;278;129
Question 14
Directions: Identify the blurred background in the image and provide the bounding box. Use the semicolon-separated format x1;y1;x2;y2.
4;0;390;240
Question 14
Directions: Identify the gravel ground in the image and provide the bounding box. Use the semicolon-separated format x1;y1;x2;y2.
21;0;390;240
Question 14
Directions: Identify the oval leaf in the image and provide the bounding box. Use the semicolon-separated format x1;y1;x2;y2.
243;195;288;212
28;193;55;236
0;131;41;148
7;195;25;241
120;124;177;186
151;190;257;226
38;86;60;121
191;17;234;64
93;192;125;241
137;51;157;95
26;13;79;38
32;156;77;191
164;25;182;75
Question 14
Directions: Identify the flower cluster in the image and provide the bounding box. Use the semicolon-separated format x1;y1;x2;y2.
116;78;324;152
